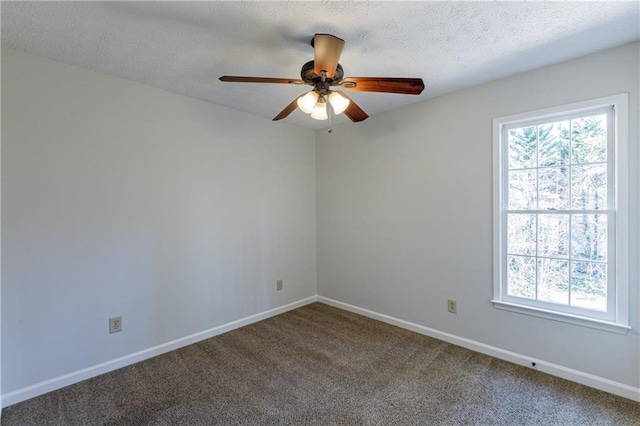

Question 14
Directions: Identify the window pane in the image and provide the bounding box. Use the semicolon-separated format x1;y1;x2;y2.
508;126;537;169
571;115;607;164
571;261;607;311
538;166;569;210
509;169;537;210
538;258;569;304
539;121;569;167
571;164;607;210
507;214;536;255
498;102;619;321
507;255;535;299
538;214;569;258
571;214;607;261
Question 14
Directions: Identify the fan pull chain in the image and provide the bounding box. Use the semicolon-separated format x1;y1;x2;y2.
327;96;333;133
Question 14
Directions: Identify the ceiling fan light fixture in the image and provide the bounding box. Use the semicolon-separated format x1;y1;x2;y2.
328;91;350;115
310;97;328;120
297;91;319;114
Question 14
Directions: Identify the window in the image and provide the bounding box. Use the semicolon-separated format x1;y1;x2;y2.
493;94;629;334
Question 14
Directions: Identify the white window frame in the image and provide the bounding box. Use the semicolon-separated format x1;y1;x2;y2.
492;94;630;334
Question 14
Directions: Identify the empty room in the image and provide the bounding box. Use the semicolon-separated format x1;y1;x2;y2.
1;1;639;424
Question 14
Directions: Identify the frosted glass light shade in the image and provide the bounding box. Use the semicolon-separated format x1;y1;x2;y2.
297;91;319;114
310;100;328;120
328;91;350;115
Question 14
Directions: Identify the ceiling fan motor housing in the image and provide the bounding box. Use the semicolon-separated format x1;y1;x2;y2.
301;60;344;88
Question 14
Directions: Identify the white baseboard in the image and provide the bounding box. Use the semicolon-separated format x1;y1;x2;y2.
318;296;640;402
4;295;638;408
1;296;318;408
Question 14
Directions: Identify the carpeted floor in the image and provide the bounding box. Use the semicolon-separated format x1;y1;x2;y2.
3;302;639;425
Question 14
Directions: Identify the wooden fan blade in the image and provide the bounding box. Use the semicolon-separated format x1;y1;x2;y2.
341;77;424;95
273;96;302;121
340;92;369;122
220;76;305;85
313;34;345;78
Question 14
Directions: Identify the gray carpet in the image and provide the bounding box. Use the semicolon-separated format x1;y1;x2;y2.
3;302;639;425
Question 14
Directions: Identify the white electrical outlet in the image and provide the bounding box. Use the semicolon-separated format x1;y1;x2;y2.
276;279;284;291
109;316;122;334
447;299;457;314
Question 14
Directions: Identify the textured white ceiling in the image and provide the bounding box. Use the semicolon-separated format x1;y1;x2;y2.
2;1;639;129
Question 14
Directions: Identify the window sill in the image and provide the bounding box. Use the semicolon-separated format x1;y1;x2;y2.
491;300;630;335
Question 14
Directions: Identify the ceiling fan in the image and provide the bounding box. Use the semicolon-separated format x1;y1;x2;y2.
219;34;425;123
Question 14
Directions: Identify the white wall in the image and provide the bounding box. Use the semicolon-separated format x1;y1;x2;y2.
317;43;639;388
1;49;317;394
2;42;639;404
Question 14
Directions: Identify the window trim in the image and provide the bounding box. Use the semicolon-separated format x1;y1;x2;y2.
492;94;630;335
